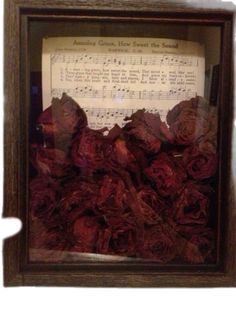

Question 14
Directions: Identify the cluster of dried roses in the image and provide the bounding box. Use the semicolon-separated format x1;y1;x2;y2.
30;93;217;263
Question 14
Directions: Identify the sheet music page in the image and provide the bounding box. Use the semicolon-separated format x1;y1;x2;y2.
42;37;205;129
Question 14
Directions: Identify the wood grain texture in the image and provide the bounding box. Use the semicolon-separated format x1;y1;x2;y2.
3;0;236;287
3;0;24;287
8;0;236;13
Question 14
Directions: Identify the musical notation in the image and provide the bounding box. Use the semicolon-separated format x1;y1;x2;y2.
51;86;196;101
43;37;205;129
50;53;199;67
83;107;166;118
81;107;167;129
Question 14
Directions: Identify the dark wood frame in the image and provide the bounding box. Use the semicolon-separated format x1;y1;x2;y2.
3;0;236;287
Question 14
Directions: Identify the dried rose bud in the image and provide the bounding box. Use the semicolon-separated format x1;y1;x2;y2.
98;214;138;257
167;96;217;145
136;187;164;225
177;225;215;263
124;109;174;154
173;182;210;226
105;137;139;173
166;96;200;125
139;225;177;262
145;153;186;197
37;93;87;148
71;127;108;174
96;175;128;214
59;179;99;222
183;145;217;180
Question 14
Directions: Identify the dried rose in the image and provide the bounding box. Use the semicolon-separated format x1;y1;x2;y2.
59;179;99;222
197;138;217;154
37;93;87;148
183;145;217;180
124;109;174;154
96;175;128;214
99;215;137;256
167;96;216;145
196;109;218;155
72;216;101;253
139;225;177;262
29;175;61;226
166;96;199;125
105;138;140;176
30;144;72;178
45;226;74;251
173;182;210;226
106;125;147;178
135;187;164;224
125;139;149;169
145;153;186;197
178;225;215;263
71;127;108;174
30;218;74;251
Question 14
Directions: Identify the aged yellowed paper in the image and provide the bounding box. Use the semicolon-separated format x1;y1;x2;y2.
42;37;205;128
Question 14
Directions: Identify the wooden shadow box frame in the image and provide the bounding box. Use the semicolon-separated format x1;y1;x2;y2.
3;0;236;287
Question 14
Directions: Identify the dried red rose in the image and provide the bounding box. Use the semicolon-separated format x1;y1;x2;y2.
37;93;87;148
29;175;61;226
45;226;74;251
106;125;148;180
124;109;174;154
166;96;199;125
178;225;215;263
197;138;217;155
195;109;218;155
167;97;216;145
173;182;210;226
96;175;128;214
139;225;177;262
30;144;72;178
71;127;108;174
125;139;149;170
145;153;186;197
183;145;217;180
99;215;137;256
72;216;101;253
59;179;99;222
105;125;138;170
30;218;74;251
106;137;138;172
136;187;164;224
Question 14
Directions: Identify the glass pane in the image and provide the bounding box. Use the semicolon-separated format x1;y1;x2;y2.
28;20;220;264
